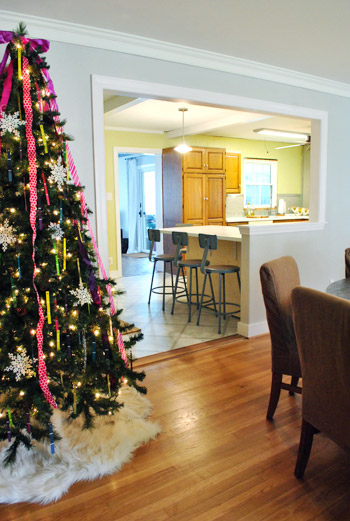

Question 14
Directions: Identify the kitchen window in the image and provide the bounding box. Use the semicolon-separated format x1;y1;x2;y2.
243;159;277;208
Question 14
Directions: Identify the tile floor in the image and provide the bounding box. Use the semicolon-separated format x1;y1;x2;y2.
115;268;239;359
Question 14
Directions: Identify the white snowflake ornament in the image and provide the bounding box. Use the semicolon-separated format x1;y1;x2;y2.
48;157;67;189
0;111;25;138
0;219;16;251
70;283;93;307
48;222;64;240
5;350;36;381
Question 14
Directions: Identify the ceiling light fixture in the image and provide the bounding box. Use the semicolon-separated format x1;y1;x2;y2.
253;128;309;140
174;108;192;154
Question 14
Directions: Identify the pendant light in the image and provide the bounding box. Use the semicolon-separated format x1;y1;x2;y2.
174;108;192;154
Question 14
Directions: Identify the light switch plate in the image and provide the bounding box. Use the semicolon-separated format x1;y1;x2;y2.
106;192;113;201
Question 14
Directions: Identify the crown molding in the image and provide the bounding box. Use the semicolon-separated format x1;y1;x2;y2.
1;9;350;98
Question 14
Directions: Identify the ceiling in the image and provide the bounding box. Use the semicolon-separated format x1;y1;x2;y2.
103;95;311;143
2;0;350;84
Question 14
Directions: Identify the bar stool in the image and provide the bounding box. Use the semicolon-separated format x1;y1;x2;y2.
148;228;175;311
171;231;210;322
197;233;240;334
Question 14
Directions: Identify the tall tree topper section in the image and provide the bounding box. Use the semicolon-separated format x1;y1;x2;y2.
0;24;145;464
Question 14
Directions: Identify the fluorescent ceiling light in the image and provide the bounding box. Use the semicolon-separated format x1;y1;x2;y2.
174;108;192;154
275;144;304;150
253;128;309;140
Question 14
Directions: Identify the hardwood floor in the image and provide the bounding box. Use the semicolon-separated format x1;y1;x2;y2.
2;334;350;521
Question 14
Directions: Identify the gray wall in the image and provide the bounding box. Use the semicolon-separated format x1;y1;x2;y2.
46;40;350;329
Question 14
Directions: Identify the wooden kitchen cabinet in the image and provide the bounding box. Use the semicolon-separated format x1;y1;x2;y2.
183;173;226;226
183;173;205;225
162;147;226;231
183;147;225;174
225;152;241;193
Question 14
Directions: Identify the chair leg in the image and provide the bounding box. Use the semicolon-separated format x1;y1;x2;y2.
218;273;222;334
148;260;157;305
162;261;166;311
188;267;193;322
223;273;226;319
266;372;282;420
294;419;317;479
237;270;241;292
171;267;181;314
170;261;174;298
289;376;299;396
182;267;188;299
208;273;217;313
195;267;199;309
197;272;208;326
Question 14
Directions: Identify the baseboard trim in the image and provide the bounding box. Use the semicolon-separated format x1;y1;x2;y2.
237;320;269;338
134;334;243;367
109;270;121;280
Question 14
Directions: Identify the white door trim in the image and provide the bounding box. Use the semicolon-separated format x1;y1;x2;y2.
112;147;163;279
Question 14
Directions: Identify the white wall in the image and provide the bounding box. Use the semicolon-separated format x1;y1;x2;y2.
118;157;129;238
44;40;350;332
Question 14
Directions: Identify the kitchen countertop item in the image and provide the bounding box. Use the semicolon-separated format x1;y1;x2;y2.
226;214;309;223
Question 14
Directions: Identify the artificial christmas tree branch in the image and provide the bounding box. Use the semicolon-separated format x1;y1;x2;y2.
0;24;144;464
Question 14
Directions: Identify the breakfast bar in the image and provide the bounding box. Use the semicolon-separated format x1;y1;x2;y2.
160;225;242;313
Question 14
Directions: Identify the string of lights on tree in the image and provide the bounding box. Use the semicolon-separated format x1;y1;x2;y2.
0;23;145;465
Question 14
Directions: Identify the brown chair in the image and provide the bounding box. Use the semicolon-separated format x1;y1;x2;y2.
345;248;350;278
292;286;350;479
259;256;302;420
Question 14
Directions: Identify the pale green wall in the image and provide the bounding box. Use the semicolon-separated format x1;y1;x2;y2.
105;130;302;270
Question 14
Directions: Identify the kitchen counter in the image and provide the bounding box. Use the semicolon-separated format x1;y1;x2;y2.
160;225;242;310
226;214;308;223
160;225;242;242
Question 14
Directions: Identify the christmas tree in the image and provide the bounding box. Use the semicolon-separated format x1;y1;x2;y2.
0;24;145;464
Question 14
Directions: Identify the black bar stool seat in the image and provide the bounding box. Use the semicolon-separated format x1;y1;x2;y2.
197;233;241;334
206;264;240;274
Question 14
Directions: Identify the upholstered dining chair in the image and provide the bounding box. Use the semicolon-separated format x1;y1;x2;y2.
292;286;350;478
345;248;350;278
259;256;302;420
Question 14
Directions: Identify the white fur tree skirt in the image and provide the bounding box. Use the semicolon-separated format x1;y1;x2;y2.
0;387;160;504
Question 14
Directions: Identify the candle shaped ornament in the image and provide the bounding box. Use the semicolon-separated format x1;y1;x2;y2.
17;251;21;280
92;339;96;361
40;123;48;154
17;44;22;80
63;238;67;271
46;291;52;324
10;277;17;307
26;408;31;434
48;423;55;455
54;241;60;275
38;192;43;230
42;172;50;205
22;176;27;210
6;412;11;442
66;330;72;357
82;331;87;369
7;150;13;183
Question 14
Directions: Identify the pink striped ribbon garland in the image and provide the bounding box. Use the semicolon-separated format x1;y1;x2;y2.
116;329;128;366
43;77;116;316
22;57;57;408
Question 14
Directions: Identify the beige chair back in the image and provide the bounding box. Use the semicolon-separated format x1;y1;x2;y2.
292;286;350;451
